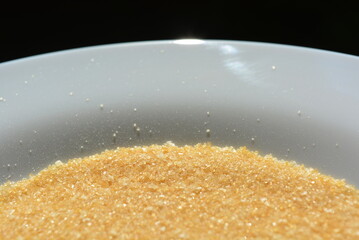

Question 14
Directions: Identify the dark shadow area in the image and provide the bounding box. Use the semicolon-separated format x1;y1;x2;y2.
1;1;358;62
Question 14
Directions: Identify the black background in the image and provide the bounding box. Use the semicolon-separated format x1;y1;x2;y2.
1;1;359;63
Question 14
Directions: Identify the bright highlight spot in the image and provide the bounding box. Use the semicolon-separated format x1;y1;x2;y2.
173;39;205;45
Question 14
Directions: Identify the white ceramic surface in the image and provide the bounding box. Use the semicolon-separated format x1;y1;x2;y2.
0;40;358;186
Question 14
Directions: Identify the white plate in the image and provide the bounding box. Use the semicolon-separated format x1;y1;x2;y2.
1;40;358;186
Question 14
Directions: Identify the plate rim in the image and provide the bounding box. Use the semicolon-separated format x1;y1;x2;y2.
1;39;358;67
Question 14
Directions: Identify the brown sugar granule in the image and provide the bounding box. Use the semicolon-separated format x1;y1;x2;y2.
0;142;358;239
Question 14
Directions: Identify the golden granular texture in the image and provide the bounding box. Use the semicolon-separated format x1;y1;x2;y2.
0;142;359;239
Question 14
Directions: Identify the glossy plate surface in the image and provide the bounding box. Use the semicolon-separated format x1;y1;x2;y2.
0;40;358;185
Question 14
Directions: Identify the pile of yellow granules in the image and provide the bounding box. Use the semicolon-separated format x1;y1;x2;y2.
0;142;358;239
